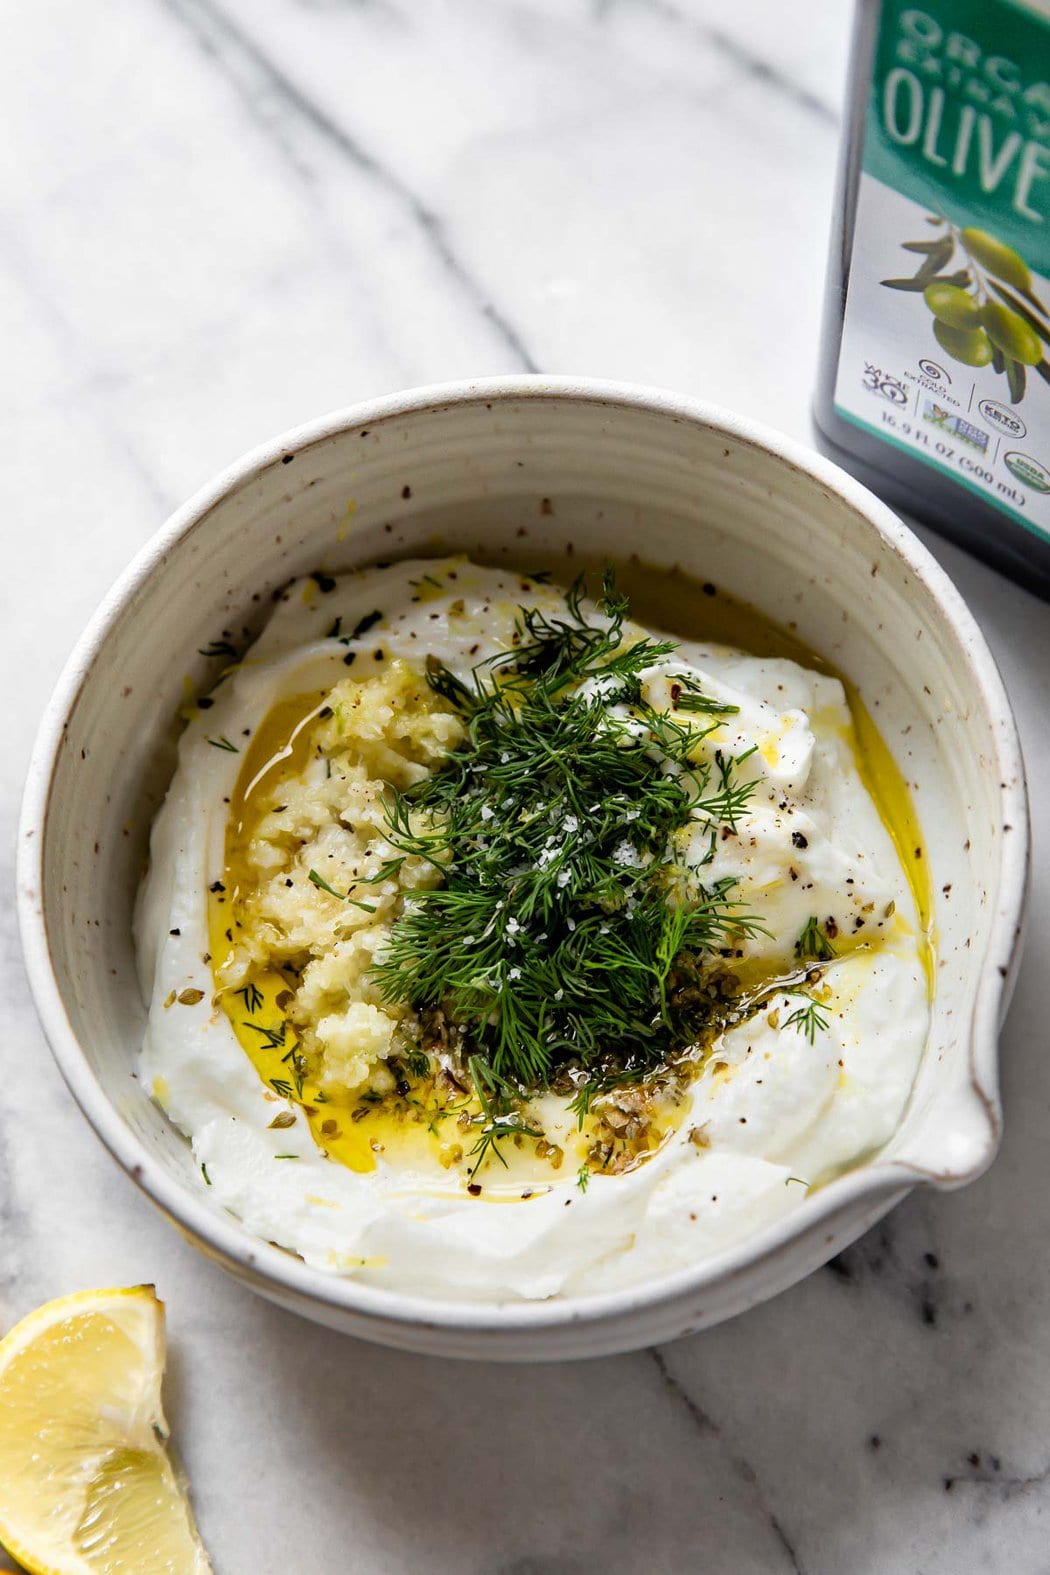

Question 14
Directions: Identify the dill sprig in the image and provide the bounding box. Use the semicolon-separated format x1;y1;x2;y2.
784;997;830;1044
466;1055;543;1175
242;1019;287;1050
372;574;765;1095
236;981;264;1014
795;915;836;962
307;868;377;913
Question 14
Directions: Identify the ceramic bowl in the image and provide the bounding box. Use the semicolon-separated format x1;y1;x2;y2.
18;378;1028;1361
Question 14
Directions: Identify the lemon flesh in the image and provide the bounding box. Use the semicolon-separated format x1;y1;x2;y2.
0;1286;210;1575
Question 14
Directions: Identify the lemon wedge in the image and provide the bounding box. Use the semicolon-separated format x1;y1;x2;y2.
0;1286;210;1575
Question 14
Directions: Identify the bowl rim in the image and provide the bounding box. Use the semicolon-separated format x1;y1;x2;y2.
17;374;1030;1336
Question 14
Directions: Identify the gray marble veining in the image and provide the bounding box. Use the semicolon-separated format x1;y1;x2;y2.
3;2;1049;1571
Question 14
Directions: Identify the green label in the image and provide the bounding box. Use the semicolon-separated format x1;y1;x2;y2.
1004;448;1050;488
864;0;1050;271
834;0;1050;548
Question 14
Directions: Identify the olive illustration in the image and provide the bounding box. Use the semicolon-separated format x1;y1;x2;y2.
932;319;994;367
961;228;1032;292
977;301;1043;366
923;281;981;330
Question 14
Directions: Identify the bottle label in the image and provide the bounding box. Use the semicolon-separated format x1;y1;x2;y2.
834;0;1050;544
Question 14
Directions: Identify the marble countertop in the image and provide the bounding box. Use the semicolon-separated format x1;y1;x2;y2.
4;2;1049;1570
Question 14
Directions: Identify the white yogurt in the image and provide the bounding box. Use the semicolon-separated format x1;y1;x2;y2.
136;559;929;1301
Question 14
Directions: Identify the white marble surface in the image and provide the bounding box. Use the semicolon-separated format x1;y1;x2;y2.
3;2;1050;1571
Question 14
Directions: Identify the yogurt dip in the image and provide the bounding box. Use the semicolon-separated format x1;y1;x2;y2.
136;558;930;1301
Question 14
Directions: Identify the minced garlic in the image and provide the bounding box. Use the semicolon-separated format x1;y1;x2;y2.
217;659;462;1095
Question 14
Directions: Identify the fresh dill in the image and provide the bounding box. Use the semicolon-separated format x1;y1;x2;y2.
795;915;836;962
307;867;346;899
282;1046;306;1099
466;1055;542;1174
205;735;239;753
307;868;377;913
670;673;741;716
236;982;264;1014
404;1048;431;1079
577;1164;591;1193
241;1020;306;1101
242;1019;287;1050
355;857;407;885
784;997;830;1044
372;572;765;1101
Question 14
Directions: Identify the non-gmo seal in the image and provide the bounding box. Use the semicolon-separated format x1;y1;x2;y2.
979;400;1026;440
1004;451;1050;493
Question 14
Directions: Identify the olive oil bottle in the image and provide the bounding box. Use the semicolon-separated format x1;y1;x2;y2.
816;0;1050;599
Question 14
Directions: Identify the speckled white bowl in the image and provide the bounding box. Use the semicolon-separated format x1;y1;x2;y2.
18;378;1028;1360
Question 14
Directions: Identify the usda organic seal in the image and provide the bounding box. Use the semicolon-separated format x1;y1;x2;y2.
1004;452;1050;495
